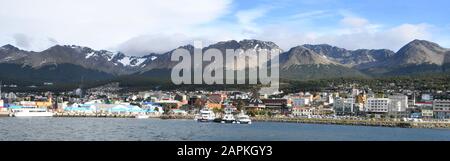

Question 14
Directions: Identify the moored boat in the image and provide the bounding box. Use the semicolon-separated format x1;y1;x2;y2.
236;112;252;124
195;108;216;122
221;113;236;123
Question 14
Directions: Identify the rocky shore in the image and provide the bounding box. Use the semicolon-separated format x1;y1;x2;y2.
4;112;449;129
252;117;450;129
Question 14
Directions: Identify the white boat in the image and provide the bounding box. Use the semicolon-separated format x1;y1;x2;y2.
221;113;236;123
10;108;54;117
135;114;150;119
195;108;216;122
236;112;252;124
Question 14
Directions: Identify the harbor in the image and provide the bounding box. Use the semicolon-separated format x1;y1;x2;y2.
1;117;449;141
1;81;450;129
32;112;450;129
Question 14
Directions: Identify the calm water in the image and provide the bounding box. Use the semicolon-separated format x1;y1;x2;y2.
0;117;449;141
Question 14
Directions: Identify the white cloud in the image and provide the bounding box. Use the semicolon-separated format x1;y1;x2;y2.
117;33;216;55
13;33;32;49
253;10;434;52
0;0;444;55
290;10;331;20
340;16;369;28
0;0;232;52
234;6;272;36
236;8;268;25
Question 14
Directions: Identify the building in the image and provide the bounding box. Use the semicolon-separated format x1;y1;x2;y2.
0;99;6;112
20;101;37;107
421;107;434;119
292;98;310;107
327;95;334;105
333;98;356;115
415;102;433;109
355;93;367;112
261;99;288;114
292;107;313;117
421;94;433;102
387;94;409;118
356;94;367;104
432;99;450;119
36;97;53;108
245;97;265;111
365;98;390;113
188;95;206;108
388;94;408;112
174;94;188;105
205;93;227;109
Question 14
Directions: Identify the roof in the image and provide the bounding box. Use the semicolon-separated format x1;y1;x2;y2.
416;102;433;104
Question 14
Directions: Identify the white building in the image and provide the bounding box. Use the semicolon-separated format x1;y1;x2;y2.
292;98;310;107
433;99;450;119
388;94;408;112
365;98;390;113
292;107;313;117
328;95;334;104
333;97;355;115
421;94;433;101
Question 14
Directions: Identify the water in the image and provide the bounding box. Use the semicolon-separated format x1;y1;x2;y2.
0;117;449;141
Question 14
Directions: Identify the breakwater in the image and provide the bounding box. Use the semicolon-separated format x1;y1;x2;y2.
9;112;450;129
53;112;160;118
252;117;450;129
53;112;193;119
160;115;194;119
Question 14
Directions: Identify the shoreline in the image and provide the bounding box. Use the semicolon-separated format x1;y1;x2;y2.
3;112;449;129
251;117;450;129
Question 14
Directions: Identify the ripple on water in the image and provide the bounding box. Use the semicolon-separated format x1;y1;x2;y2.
0;117;449;141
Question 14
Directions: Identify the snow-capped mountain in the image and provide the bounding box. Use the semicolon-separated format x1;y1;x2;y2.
0;44;156;75
1;39;449;83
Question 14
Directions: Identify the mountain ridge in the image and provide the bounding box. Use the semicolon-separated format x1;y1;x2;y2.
1;39;449;83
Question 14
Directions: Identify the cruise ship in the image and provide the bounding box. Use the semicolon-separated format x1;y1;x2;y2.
10;108;54;117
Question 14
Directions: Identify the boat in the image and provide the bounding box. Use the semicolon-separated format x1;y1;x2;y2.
10;108;54;117
236;112;252;124
135;114;150;119
195;108;216;122
221;113;236;123
221;107;236;123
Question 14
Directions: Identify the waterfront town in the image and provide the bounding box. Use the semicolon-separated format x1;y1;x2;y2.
0;81;449;128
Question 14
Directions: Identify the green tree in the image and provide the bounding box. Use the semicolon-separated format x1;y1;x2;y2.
212;108;223;114
236;100;245;112
247;110;256;117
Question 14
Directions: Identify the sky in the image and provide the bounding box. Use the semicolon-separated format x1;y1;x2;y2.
0;0;449;56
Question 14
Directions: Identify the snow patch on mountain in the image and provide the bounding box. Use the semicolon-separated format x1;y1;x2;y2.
118;57;132;66
150;56;157;61
136;58;146;65
85;52;96;59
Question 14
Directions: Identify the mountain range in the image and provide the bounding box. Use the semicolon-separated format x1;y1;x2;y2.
1;39;450;85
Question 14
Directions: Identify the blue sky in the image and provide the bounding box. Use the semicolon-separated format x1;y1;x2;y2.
0;0;449;55
214;0;450;51
229;0;449;26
